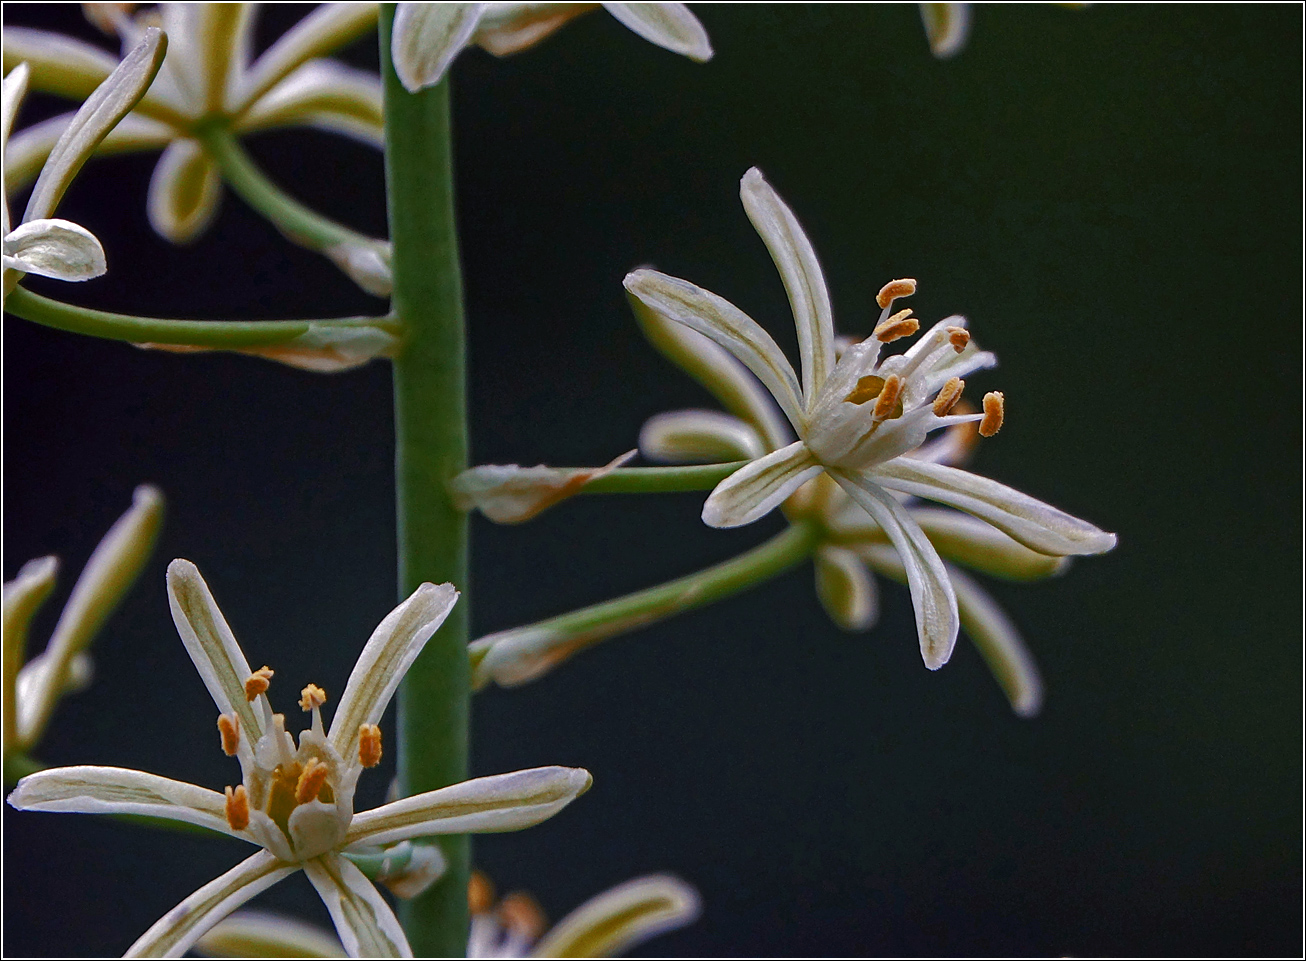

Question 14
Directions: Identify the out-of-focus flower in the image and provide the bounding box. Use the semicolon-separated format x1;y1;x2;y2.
391;2;712;92
7;560;592;957
624;168;1116;672
3;4;380;242
919;3;1092;60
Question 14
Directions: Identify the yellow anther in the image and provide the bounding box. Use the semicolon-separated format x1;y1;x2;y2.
947;326;970;352
295;758;331;805
499;892;547;940
876;278;918;309
468;871;496;915
358;724;383;769
224;784;249;831
299;684;327;712
872;374;905;420
932;377;965;416
844;374;886;406
217;713;240;757
979;391;1005;437
874;309;920;343
244;666;274;701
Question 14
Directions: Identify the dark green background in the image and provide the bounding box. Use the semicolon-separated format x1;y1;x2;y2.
4;4;1300;956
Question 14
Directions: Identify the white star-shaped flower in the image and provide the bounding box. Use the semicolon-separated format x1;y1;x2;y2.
7;559;592;958
624;168;1116;670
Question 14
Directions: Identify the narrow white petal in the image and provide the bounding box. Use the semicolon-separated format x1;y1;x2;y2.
701;441;823;528
195;910;345;958
2;218;106;281
194;4;256;114
873;458;1118;556
814;545;879;632
2;28;119;108
602;3;713;61
450;450;636;524
346;766;592;847
739;167;835;408
16;485;161;747
328;583;459;755
4;111;174;196
910;507;1068;581
920;2;972;59
236;3;379;114
640;409;767;464
2;62;30;152
624;268;806;431
303;854;412;959
146;139;222;244
25;27;167;223
4;556;58;751
533;873;702;958
7;765;244;840
126;851;296;958
391;3;487;93
831;470;959;669
166;559;264;744
238;60;383;150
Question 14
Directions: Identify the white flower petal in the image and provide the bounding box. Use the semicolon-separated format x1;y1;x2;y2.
195;910;345;958
346;766;592;847
624;268;806;431
910;506;1068;581
2;62;30;155
126;851;297;958
239;60;384;150
831;470;959;669
739;167;835;408
872;458;1118;557
532;873;702;958
146;139;222;244
701;441;823;528
4;111;174;196
236;2;379;114
814;545;879;632
303;853;412;959
4;555;58;751
193;3;257;114
474;3;591;57
920;2;972;59
391;2;487;93
24;26;167;223
602;3;713;61
3;218;106;281
2;28;120;111
328;583;459;756
166;559;264;744
7;765;243;840
325;241;393;295
640;409;767;464
450;451;637;524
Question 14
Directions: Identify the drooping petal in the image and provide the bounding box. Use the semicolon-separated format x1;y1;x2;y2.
345;766;592;847
739;167;834;408
2;218;106;281
391;2;487;93
602;3;713;61
625;268;806;431
701;441;823;528
450;451;637;524
194;910;344;959
920;2;972;59
303;854;411;959
24;27;167;223
328;583;459;755
872;458;1118;556
165;559;263;743
146;139;222;244
910;507;1068;581
814;545;879;632
3;555;57;751
532;873;702;958
4;111;174;195
473;3;594;57
235;2;379;114
238;60;383;149
7;765;244;840
126;850;297;958
15;485;161;747
640;410;767;464
831;470;959;669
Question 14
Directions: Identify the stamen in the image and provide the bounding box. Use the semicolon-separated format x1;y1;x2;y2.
876;278;918;309
244;666;274;701
874;309;920;343
224;785;249;831
295;758;330;804
469;871;496;915
932;377;965;416
217;713;240;756
979;391;1005;437
299;684;327;712
872;374;905;420
499;892;547;941
844;375;886;405
358;724;383;768
947;326;970;352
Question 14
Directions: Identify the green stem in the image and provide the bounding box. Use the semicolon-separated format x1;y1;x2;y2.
3;286;394;347
580;461;747;494
380;6;469;956
470;521;822;687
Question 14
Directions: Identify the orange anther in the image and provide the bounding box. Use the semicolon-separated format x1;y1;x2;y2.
876;278;918;309
244;666;274;701
224;784;249;831
874;309;920;343
295;758;331;805
979;391;1005;437
358;724;383;769
299;684;327;712
469;871;496;914
932;377;965;416
947;326;970;352
872;374;905;420
217;713;240;757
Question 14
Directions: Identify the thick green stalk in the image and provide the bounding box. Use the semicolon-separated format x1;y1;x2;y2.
380;7;470;956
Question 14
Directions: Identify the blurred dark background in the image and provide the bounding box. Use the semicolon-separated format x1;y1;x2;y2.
3;4;1301;957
